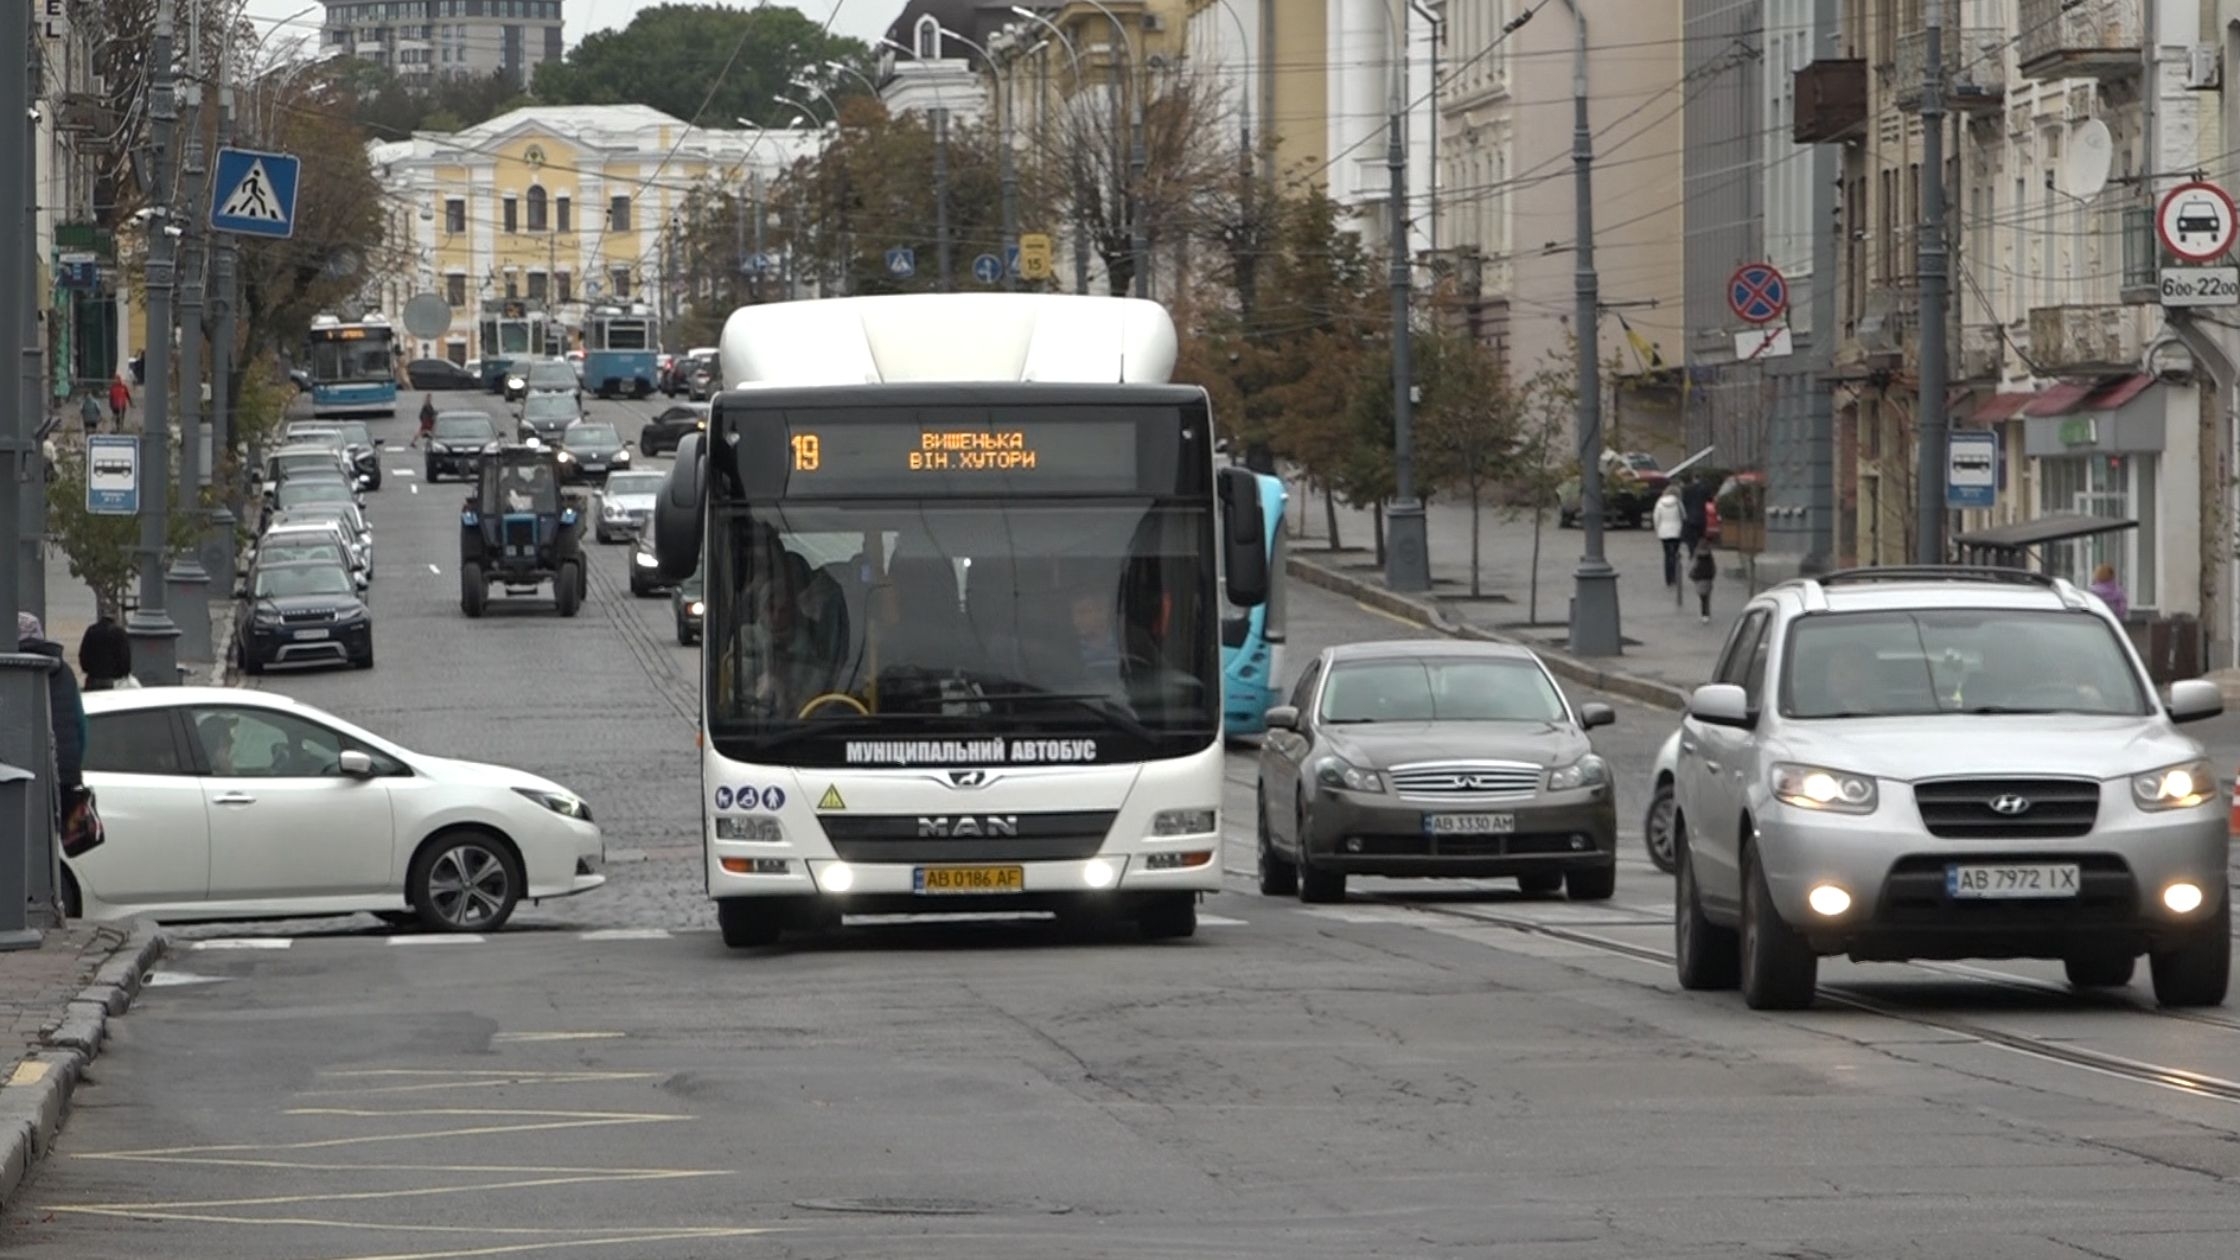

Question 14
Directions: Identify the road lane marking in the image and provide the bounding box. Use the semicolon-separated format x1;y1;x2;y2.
57;1167;727;1213
302;1069;658;1097
426;562;442;575
491;1031;628;1042
579;928;671;940
191;938;293;950
1354;600;1423;628
390;933;483;944
1197;914;1248;927
81;1112;693;1158
410;483;419;494
145;970;230;987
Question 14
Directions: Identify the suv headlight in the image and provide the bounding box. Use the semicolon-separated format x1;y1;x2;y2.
1770;762;1878;814
2133;759;2217;811
1314;757;1384;793
1546;756;1610;791
514;786;592;821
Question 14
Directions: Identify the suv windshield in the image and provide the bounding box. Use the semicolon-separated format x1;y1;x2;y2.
254;564;355;598
1319;658;1568;724
436;414;495;441
1781;609;2150;718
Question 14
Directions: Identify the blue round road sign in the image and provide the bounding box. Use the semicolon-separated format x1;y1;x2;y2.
1728;262;1788;325
972;253;1003;285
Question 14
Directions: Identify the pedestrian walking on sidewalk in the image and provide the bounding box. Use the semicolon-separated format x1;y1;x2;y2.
1653;486;1685;586
78;618;140;691
1689;543;1719;625
1679;475;1711;558
79;392;102;435
2089;562;2129;621
108;375;131;427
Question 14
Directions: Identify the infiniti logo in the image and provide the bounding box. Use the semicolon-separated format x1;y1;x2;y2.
1987;794;2033;817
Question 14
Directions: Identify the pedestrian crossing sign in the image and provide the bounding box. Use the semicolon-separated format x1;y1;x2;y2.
209;147;301;239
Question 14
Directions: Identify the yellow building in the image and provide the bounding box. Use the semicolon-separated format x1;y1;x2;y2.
368;105;818;363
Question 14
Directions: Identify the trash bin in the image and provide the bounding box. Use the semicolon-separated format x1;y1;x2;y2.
2124;615;2203;684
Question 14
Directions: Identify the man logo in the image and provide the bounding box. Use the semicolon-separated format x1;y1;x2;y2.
1988;794;2032;817
917;815;1019;837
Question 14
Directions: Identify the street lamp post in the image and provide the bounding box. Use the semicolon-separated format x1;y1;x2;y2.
939;26;1018;292
1555;0;1619;656
1069;0;1146;298
1378;0;1430;594
1007;7;1090;293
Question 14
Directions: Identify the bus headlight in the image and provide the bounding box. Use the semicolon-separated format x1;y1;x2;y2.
819;861;856;894
1150;808;1217;836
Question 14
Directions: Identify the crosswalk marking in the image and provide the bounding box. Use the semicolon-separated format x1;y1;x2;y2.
580;928;673;941
191;938;293;950
389;934;486;945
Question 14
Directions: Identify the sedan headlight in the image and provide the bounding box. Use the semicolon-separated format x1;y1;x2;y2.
513;786;592;821
1546;756;1610;791
686;600;705;616
1770;762;1878;814
2133;759;2217;811
613;449;630;463
1314;756;1384;794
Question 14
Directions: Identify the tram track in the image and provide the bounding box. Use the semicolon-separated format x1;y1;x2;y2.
1351;892;2240;1106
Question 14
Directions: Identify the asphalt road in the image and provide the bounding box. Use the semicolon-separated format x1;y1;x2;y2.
9;392;2240;1257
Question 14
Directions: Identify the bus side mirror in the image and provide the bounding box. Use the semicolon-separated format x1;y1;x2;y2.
1218;466;1269;608
654;432;706;582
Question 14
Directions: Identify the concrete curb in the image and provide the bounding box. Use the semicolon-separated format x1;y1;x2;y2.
0;919;165;1213
1287;554;1692;712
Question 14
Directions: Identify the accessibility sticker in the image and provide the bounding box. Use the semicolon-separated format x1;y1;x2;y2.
817;785;846;811
713;786;735;810
760;787;786;811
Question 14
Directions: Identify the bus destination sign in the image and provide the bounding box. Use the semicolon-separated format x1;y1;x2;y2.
780;419;1140;493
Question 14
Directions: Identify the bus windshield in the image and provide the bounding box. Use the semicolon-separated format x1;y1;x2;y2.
599;320;651;350
484;319;532;355
704;500;1216;766
310;335;394;382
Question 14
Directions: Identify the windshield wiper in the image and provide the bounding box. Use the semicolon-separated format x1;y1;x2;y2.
1959;705;2067;715
1322;717;1381;725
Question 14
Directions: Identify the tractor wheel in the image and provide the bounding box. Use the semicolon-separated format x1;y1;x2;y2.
556;561;583;617
460;561;486;617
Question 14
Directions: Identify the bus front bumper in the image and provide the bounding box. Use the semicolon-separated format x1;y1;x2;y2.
707;850;1224;902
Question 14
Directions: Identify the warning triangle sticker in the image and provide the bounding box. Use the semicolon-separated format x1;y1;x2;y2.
217;159;287;222
817;785;845;811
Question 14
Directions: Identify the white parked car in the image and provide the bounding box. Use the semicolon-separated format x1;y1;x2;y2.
74;688;605;931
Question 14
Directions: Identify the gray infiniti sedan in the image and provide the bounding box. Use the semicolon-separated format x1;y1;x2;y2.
1255;641;1618;904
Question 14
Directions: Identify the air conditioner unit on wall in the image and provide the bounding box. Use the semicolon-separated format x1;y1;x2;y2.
2187;44;2222;90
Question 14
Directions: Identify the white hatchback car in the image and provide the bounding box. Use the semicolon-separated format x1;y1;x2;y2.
74;688;605;931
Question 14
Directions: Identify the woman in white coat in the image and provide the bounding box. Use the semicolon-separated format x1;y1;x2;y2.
1653;487;1685;587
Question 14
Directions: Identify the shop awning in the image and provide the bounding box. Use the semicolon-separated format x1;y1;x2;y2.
1952;512;2138;567
1968;391;2036;424
2079;372;2154;411
2020;378;2103;418
2018;373;2155;419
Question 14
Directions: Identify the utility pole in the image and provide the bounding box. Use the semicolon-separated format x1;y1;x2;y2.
209;82;239;592
751;173;765;303
131;0;183;685
171;13;214;667
1125;45;1146;299
1913;7;1949;565
1799;0;1839;574
1558;0;1620;657
0;0;52;950
934;106;953;290
999;62;1018;292
1384;0;1430;594
17;30;45;622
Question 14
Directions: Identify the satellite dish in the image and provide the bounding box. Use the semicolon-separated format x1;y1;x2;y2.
2064;118;2113;199
402;292;454;339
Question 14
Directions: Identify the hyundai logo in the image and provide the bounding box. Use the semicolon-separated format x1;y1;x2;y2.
1987;794;2033;817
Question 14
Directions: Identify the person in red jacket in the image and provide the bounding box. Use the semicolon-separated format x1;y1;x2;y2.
108;375;131;426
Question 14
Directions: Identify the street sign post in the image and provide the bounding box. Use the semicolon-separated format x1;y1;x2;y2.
1018;232;1054;281
884;247;916;279
86;434;139;515
2159;265;2240;306
1733;326;1793;360
1945;430;1997;511
2156;180;2238;264
972;253;1003;285
1727;262;1788;325
208;147;301;239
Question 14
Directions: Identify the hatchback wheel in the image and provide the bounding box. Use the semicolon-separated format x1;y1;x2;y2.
1674;831;1739;991
1740;848;1817;1010
409;835;521;932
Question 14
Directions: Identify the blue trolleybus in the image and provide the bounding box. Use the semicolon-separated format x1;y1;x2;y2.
1222;471;1287;737
477;300;553;392
583;303;659;398
305;313;400;417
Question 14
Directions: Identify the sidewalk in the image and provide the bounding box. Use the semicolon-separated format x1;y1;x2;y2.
0;920;164;1211
1282;484;1774;710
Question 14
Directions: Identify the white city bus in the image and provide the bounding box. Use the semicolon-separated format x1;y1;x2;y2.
652;294;1271;948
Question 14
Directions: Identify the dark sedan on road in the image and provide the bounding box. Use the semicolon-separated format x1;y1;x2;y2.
557;420;630;482
1254;641;1618;904
425;411;500;483
629;527;672;597
518;391;582;444
407;358;480;391
235;558;374;674
638;402;707;456
672;565;703;645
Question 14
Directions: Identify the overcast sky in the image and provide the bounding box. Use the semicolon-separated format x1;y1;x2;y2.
240;0;897;54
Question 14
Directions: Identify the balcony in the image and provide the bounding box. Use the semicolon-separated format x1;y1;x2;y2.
1894;25;2007;113
2018;0;2142;83
2027;303;2145;374
1792;59;1867;143
1959;323;2003;381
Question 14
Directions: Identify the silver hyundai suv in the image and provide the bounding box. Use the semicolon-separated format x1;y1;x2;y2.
1670;567;2230;1011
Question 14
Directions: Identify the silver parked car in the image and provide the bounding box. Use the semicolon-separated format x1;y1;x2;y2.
1255;640;1618;904
1671;566;2230;1011
595;470;664;544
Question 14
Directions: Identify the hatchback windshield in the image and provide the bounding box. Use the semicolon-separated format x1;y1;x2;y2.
1319;658;1569;724
259;542;346;567
286;428;346;451
527;361;576;390
606;472;663;496
1781;609;2150;718
276;480;353;509
435;414;495;441
254;564;355;598
566;424;620;446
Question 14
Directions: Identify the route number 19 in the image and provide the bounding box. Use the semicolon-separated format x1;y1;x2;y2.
791;433;820;471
